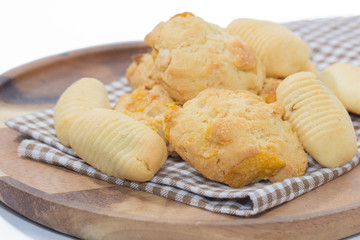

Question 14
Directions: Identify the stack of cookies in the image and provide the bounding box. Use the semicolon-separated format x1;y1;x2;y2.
54;13;358;188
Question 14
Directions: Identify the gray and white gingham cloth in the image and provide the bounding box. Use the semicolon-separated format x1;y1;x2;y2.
5;16;360;216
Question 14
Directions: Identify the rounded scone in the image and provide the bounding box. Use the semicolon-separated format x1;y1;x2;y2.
276;71;357;168
319;63;360;114
69;108;168;182
227;18;316;78
145;12;265;103
126;53;155;89
164;88;308;187
113;84;177;155
54;77;110;146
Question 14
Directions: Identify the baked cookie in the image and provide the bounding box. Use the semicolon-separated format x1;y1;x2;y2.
145;12;265;103
319;63;360;114
54;78;110;146
126;53;156;89
258;77;282;103
113;84;173;139
164;88;308;187
303;60;318;75
227;18;316;78
113;84;177;155
69;108;168;182
276;72;357;168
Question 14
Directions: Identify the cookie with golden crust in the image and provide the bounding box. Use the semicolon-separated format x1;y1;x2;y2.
258;77;282;103
113;84;177;155
113;84;173;138
164;88;308;187
145;12;265;103
125;53;155;89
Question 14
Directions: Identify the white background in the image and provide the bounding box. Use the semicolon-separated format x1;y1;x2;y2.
1;0;360;239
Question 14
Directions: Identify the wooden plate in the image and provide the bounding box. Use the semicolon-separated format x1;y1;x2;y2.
1;42;360;240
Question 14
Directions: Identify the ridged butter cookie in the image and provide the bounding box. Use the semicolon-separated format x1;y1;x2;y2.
145;12;265;103
319;63;360;114
276;72;357;168
54;78;110;146
227;18;316;78
113;85;177;156
165;88;308;187
69;108;168;182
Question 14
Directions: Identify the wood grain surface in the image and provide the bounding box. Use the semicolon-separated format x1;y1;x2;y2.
1;42;360;240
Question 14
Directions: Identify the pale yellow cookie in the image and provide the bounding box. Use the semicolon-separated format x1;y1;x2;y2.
145;12;265;103
258;77;282;103
276;72;357;168
303;60;318;76
54;78;110;146
69;108;168;182
165;88;308;187
126;53;156;89
227;19;314;78
319;63;360;114
113;84;177;156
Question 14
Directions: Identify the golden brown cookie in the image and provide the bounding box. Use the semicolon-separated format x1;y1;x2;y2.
54;78;110;147
276;71;357;168
319;63;360;114
125;53;156;89
113;84;177;155
145;13;265;103
227;18;315;78
165;88;308;187
69;108;168;182
258;77;282;103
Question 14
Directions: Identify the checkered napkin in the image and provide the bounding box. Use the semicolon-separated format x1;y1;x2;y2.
5;16;360;216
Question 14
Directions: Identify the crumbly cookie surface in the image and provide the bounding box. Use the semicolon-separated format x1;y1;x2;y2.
145;13;265;103
165;88;308;187
258;77;282;103
126;53;155;89
113;84;177;155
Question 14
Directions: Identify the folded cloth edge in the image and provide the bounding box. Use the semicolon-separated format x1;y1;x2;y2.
16;137;360;216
